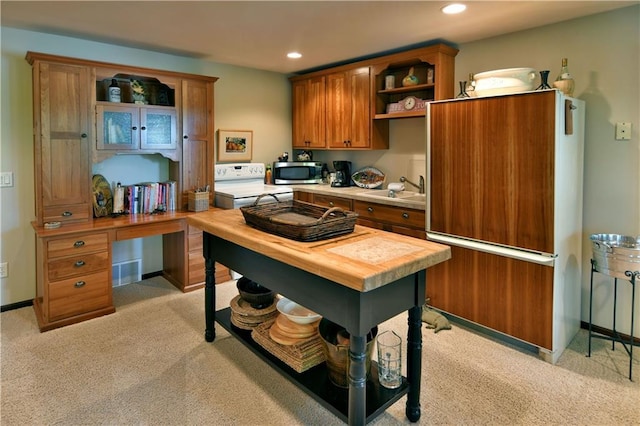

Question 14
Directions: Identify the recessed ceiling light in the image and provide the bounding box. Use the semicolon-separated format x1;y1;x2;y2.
442;3;466;14
287;52;302;59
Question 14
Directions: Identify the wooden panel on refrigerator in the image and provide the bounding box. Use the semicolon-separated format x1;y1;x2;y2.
426;244;553;349
430;91;555;254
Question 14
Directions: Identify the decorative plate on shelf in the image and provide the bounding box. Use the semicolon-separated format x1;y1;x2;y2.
351;167;386;189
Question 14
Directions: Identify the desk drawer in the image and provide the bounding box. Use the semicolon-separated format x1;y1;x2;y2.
49;270;111;321
48;251;109;280
43;203;90;224
116;220;184;240
47;233;109;259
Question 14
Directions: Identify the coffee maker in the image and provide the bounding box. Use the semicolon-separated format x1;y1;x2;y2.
332;161;352;187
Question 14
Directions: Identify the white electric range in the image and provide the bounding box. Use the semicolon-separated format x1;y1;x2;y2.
214;163;293;209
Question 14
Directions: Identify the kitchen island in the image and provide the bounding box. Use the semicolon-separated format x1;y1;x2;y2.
188;208;450;425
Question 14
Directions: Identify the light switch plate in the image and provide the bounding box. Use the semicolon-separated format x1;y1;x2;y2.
615;122;631;140
0;172;13;187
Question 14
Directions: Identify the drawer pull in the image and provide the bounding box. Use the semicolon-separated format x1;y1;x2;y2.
61;211;73;217
367;207;374;213
74;260;86;267
74;281;86;288
73;240;85;248
329;201;334;207
402;213;410;219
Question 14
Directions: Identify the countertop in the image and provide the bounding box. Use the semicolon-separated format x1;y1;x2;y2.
291;184;426;210
188;209;450;292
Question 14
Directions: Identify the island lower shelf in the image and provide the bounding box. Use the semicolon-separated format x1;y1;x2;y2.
215;307;409;423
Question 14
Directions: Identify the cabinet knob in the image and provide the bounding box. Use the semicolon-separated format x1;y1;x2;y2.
367;207;374;212
74;281;86;288
74;260;85;267
402;212;409;219
329;201;334;207
73;240;85;248
132;126;137;130
140;126;146;131
183;135;189;139
81;133;87;138
61;211;72;217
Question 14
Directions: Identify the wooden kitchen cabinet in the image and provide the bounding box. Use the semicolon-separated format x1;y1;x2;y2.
309;193;353;210
96;103;177;155
290;43;458;150
326;67;371;149
34;231;114;331
371;44;458;119
167;78;229;288
354;200;426;239
28;52;219;331
29;58;93;226
292;76;326;149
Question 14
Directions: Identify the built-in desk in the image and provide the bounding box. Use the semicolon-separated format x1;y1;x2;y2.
31;210;228;332
188;209;450;425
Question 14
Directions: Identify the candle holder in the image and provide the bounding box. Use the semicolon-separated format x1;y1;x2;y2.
456;81;470;98
536;70;552;90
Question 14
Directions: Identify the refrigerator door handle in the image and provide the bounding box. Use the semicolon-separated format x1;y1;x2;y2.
426;232;557;266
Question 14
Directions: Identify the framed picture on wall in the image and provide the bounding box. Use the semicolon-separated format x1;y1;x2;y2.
217;129;253;162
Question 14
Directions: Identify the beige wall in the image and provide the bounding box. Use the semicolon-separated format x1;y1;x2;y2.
1;5;639;335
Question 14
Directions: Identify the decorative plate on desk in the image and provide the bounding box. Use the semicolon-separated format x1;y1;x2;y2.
351;167;386;189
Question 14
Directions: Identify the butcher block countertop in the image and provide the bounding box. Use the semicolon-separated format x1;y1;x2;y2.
188;208;450;292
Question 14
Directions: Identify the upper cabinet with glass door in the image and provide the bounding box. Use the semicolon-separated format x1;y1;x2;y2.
94;74;178;161
96;105;177;151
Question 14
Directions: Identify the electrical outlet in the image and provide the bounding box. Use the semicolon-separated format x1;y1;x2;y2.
0;262;7;278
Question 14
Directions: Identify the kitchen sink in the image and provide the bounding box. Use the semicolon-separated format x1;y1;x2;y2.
358;190;425;201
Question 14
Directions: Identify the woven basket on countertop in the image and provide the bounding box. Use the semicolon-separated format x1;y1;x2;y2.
188;191;209;212
240;195;357;242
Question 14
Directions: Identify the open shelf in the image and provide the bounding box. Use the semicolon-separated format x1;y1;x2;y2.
215;307;409;423
374;111;426;120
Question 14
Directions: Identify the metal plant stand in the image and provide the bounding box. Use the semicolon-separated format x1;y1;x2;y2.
588;259;639;381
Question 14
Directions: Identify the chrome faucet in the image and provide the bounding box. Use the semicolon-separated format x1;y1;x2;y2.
400;176;425;194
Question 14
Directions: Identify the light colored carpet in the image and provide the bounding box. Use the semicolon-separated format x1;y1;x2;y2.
1;277;638;425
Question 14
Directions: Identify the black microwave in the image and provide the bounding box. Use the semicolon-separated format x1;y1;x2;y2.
273;161;323;184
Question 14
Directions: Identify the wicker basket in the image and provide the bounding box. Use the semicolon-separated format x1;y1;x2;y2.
240;195;357;242
188;191;209;212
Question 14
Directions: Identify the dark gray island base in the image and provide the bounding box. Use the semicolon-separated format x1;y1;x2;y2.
188;209;451;425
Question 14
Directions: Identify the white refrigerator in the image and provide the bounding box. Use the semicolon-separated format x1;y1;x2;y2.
426;89;585;363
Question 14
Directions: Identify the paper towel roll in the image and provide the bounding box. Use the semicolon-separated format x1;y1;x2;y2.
388;182;405;191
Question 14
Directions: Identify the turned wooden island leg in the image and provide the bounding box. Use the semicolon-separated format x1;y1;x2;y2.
348;334;367;425
406;305;422;422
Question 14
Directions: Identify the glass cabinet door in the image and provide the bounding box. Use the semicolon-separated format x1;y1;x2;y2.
96;105;140;150
140;108;177;150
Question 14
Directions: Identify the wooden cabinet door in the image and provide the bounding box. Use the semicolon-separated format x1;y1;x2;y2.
181;79;214;209
140;107;177;150
35;62;91;225
326;68;370;149
96;104;139;150
292;76;326;148
426;244;553;349
429;91;555;254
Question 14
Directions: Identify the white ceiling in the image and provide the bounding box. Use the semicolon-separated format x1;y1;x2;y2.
1;1;637;74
